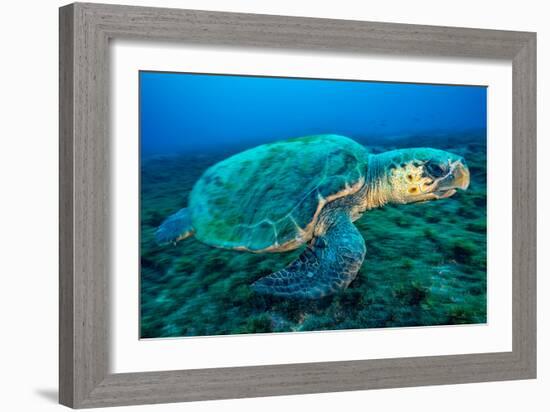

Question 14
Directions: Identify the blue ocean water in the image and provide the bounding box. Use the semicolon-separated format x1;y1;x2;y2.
139;71;487;338
140;71;486;157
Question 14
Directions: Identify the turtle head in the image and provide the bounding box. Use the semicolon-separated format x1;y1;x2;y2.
377;148;470;205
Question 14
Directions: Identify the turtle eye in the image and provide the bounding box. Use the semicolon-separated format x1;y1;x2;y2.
425;161;447;178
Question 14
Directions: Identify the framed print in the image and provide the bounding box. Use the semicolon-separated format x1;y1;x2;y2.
59;2;536;408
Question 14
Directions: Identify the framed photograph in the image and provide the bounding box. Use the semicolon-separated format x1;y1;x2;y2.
59;2;536;408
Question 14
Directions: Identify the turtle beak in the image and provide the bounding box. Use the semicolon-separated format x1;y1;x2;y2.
430;160;470;199
451;161;470;190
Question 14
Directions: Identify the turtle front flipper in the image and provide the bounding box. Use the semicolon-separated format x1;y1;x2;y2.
155;207;194;245
251;211;366;298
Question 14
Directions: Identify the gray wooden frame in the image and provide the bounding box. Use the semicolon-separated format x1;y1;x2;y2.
59;2;536;408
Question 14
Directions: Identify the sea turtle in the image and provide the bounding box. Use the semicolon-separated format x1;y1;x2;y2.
155;134;470;299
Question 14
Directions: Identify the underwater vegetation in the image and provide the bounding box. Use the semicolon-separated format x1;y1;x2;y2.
140;133;487;338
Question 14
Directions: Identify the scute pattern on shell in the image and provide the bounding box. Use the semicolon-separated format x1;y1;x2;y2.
189;134;369;252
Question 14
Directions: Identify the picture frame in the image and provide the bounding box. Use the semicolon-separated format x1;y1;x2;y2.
59;2;536;408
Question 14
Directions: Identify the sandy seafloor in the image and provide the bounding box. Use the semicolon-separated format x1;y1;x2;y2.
140;133;487;338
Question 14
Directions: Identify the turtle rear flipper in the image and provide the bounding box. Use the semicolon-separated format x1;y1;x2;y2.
155;207;194;245
252;212;366;298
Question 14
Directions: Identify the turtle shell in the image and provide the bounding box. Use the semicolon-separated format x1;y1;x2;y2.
189;134;368;252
